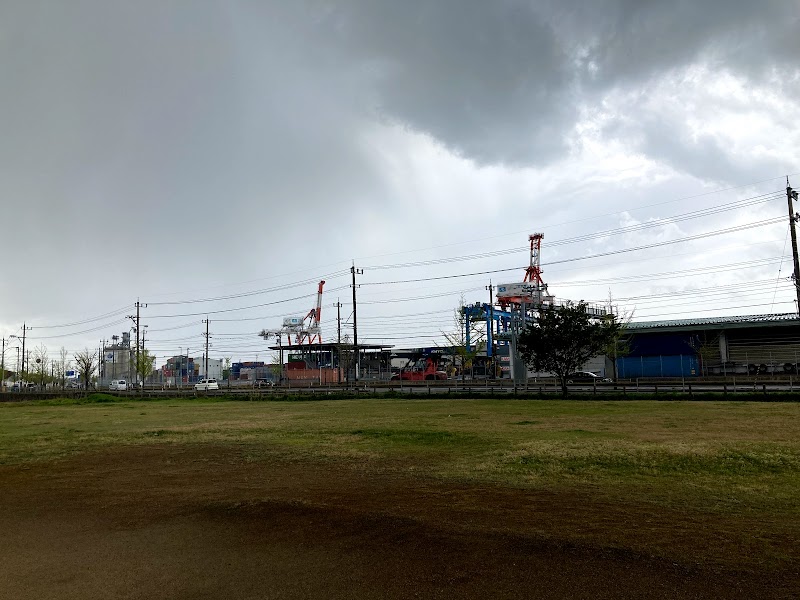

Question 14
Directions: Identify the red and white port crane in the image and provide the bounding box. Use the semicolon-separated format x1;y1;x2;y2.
296;280;325;345
496;233;553;310
259;280;326;347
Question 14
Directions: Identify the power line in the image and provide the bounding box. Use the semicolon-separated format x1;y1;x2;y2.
354;176;796;263
361;217;784;286
363;191;782;271
147;270;349;306
146;285;349;319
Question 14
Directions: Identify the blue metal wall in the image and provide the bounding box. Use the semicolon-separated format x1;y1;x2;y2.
627;333;699;356
616;354;699;378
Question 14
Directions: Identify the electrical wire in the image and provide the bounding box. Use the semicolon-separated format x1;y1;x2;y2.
361;217;784;286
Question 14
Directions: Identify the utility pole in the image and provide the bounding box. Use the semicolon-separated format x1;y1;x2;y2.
202;318;210;379
135;301;141;385
128;300;146;386
20;323;30;379
486;282;494;378
334;300;342;384
1;337;5;391
140;326;148;387
351;264;363;383
787;178;800;316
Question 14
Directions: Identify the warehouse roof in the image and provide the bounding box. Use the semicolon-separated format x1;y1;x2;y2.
627;313;800;332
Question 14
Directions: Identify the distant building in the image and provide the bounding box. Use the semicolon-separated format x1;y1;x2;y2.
620;313;800;377
198;358;223;379
101;334;133;385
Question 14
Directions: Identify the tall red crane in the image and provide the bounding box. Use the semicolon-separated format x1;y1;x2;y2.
295;280;325;345
496;234;553;310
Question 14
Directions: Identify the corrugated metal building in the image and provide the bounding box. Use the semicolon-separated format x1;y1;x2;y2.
620;313;800;377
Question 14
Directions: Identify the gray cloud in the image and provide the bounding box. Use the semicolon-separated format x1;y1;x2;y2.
299;0;799;168
0;0;797;353
316;1;576;165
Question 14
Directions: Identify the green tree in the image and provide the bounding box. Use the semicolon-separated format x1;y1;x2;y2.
518;302;622;397
136;348;156;388
74;348;97;391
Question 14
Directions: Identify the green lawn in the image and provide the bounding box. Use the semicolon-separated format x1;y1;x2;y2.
2;395;799;517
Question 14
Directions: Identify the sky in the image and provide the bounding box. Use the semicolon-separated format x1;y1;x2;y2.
1;0;799;368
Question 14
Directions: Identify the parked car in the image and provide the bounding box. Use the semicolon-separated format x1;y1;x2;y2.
109;379;128;391
253;379;274;388
565;372;612;384
195;378;219;391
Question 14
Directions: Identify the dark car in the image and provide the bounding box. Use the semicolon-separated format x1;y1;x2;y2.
566;371;612;384
253;379;274;388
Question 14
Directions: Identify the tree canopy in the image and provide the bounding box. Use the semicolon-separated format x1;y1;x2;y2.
74;348;97;391
518;302;622;396
136;349;156;387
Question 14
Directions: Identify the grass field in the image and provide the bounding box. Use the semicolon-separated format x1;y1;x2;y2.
3;395;799;517
3;394;800;598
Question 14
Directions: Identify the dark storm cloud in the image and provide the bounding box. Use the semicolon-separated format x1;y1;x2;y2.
551;0;799;85
308;0;798;166
312;1;576;165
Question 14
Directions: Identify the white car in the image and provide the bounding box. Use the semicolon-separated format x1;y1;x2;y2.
195;378;219;391
109;379;128;391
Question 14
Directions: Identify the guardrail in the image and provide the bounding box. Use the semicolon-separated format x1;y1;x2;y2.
4;377;800;401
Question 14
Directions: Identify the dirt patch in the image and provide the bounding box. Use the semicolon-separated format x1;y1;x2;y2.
0;444;797;599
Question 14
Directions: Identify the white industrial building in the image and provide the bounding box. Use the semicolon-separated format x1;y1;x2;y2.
198;357;223;380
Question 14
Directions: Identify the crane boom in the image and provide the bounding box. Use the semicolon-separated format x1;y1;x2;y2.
296;280;325;345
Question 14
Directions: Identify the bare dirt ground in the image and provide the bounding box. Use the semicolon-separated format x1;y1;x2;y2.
1;444;797;599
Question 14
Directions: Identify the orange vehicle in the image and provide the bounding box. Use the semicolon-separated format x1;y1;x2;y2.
390;356;448;381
